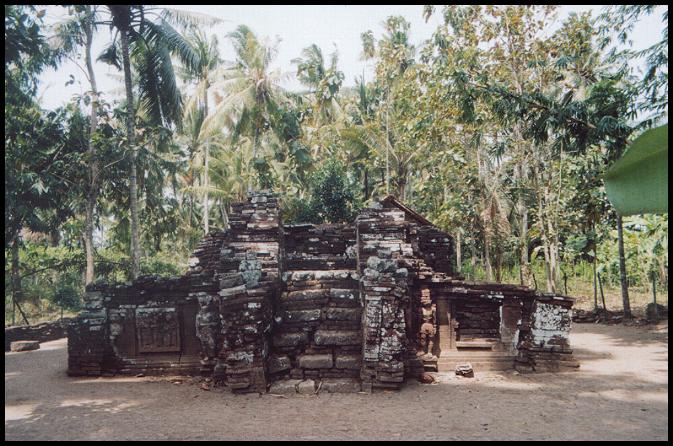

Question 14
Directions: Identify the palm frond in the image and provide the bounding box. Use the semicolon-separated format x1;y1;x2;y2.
143;19;201;77
160;8;224;31
98;40;122;70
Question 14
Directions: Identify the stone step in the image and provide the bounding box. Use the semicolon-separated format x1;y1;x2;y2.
440;350;514;359
10;340;40;352
437;355;516;372
455;340;496;350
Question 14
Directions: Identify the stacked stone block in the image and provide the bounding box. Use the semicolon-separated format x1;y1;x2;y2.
5;318;71;351
359;253;410;390
67;290;111;376
216;272;274;393
272;224;361;383
187;230;228;276
67;191;580;392
357;205;414;390
68;276;208;377
415;225;455;275
221;193;282;282
454;298;501;340
210;191;281;392
515;295;579;372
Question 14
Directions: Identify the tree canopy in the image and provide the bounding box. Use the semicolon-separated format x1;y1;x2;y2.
4;5;668;324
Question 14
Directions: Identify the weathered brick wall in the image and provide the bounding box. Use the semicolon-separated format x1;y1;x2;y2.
414;225;455;275
500;298;524;354
67;289;112;376
5;318;72;351
67;276;207;377
357;205;413;390
515;296;579;372
67;192;579;391
214;271;274;393
201;191;281;393
454;298;501;340
271;224;362;382
188;230;230;376
66;192;280;391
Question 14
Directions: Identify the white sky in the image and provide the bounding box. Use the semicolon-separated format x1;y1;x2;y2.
37;5;667;110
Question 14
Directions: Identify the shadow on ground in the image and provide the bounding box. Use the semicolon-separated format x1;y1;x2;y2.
5;322;668;441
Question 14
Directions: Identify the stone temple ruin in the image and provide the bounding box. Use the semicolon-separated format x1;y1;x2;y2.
68;191;579;393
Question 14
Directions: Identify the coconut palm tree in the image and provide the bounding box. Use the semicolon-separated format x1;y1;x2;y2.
178;29;224;233
292;44;345;127
97;5;218;278
51;5;100;285
202;25;287;192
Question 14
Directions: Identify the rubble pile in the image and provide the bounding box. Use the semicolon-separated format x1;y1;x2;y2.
572;307;664;325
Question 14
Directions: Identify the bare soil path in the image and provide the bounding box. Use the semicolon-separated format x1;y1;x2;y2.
5;322;668;441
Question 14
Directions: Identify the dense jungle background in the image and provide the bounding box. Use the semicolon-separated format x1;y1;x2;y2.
5;5;668;325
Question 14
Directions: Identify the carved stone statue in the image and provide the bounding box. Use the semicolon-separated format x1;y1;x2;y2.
417;287;437;360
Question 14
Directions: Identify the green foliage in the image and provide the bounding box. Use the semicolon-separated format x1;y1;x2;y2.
5;6;669;323
604;124;668;215
52;282;82;311
283;159;362;224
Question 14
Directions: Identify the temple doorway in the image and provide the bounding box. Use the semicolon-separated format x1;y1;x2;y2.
433;296;517;372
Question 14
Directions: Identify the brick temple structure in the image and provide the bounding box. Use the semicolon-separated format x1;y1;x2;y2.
67;191;578;393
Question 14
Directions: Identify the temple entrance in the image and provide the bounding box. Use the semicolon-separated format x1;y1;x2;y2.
433;296;516;372
436;298;502;352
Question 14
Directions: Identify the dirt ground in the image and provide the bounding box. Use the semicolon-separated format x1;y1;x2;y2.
5;322;668;441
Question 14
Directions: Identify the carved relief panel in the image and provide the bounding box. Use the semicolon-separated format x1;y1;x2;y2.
135;307;181;353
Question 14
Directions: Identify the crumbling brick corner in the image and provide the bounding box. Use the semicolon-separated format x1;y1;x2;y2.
514;295;579;373
357;205;413;391
213;269;274;393
66;289;111;376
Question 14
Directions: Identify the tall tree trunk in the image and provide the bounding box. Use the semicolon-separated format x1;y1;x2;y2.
455;229;462;274
495;241;503;283
592;222;598;310
470;242;477;280
538;191;555;293
249;125;260;192
363;168;369;200
11;235;22;326
385;87;391;195
397;167;407;199
516;162;532;287
120;28;140;279
616;213;632;318
548;217;559;290
544;183;559;292
202;84;209;234
203;141;209;234
189;193;194;230
84;5;98;285
484;236;493;282
533;164;555;293
475;143;492;281
219;198;229;229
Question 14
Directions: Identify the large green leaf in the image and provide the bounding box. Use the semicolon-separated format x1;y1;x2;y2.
604;124;668;215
